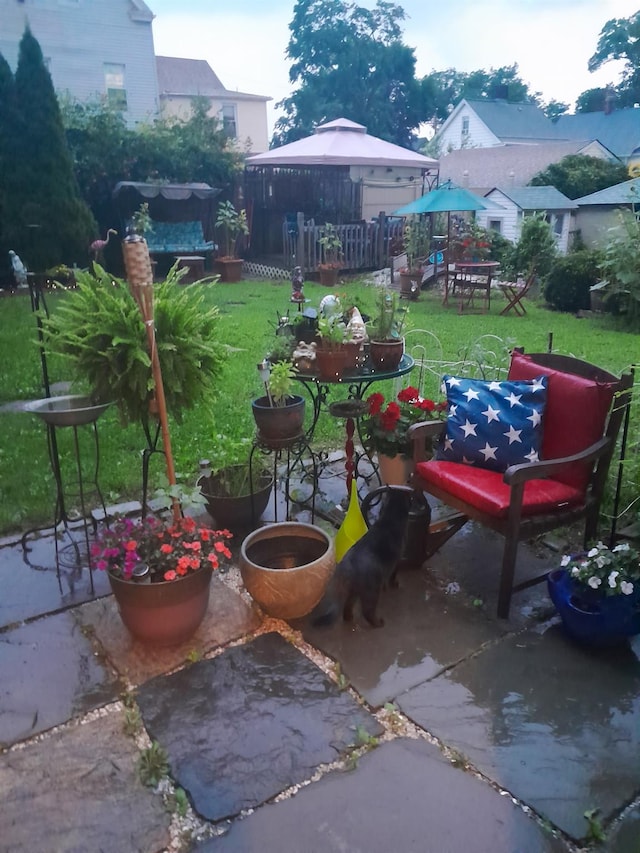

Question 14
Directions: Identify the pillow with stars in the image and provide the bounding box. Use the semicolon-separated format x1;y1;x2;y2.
436;375;548;472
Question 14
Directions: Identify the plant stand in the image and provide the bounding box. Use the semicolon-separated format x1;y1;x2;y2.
248;433;318;524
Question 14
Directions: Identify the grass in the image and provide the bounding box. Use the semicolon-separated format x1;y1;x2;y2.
0;276;638;537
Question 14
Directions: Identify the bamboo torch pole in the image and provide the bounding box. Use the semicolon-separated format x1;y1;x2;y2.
122;234;181;523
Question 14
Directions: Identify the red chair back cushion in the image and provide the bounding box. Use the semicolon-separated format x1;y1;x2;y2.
508;351;616;491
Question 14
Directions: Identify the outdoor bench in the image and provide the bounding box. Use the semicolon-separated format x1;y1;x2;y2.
144;220;215;256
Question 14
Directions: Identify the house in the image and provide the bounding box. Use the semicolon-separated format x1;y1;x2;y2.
435;99;558;153
156;57;270;154
574;178;640;247
0;0;159;126
554;107;640;163
438;140;618;197
475;186;578;253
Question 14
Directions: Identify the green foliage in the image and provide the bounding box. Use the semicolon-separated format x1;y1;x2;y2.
138;741;169;787
583;808;606;843
588;10;640;109
0;53;19;278
42;264;227;425
274;0;422;147
402;218;429;270
503;213;557;279
599;208;640;326
368;287;407;340
318;222;343;267
4;28;96;270
215;201;249;258
267;359;297;406
529;154;628;200
544;249;602;313
317;313;348;346
131;203;153;236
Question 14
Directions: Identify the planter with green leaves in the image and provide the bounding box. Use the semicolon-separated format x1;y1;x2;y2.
251;359;305;447
315;312;349;380
400;217;428;297
317;222;343;286
197;459;274;531
367;287;407;371
214;201;249;282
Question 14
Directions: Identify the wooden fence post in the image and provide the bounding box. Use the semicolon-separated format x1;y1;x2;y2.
377;211;386;268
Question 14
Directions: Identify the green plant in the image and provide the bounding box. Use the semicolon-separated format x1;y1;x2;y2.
599;207;640;326
138;741;169;787
318;222;343;267
402;217;428;270
215;201;249;259
91;514;232;583
544;249;602;313
123;706;142;736
561;541;640;596
583;808;606;843
152;475;208;515
368;287;407;341
267;359;297;406
42;263;227;426
503;213;558;279
131;202;153;236
317;313;348;348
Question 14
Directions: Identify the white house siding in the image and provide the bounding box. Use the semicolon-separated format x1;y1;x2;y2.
160;93;269;154
349;165;427;221
0;0;158;127
475;190;521;243
437;106;501;153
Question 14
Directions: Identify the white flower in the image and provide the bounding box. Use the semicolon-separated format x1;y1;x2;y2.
596;556;607;568
588;576;602;589
608;570;620;588
561;555;571;567
613;543;630;553
587;547;599;558
620;581;634;595
571;567;580;576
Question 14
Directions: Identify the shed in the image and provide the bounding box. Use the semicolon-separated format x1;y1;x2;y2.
574;178;640;248
475;186;578;253
244;118;438;262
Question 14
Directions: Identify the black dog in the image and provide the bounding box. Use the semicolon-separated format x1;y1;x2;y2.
311;487;412;628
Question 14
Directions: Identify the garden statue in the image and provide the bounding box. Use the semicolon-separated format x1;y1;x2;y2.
291;265;304;303
8;250;28;289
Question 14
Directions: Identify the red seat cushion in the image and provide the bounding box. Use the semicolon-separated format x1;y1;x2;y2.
415;460;585;518
508;351;616;492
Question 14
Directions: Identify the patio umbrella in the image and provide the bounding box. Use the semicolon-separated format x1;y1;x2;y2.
395;181;503;291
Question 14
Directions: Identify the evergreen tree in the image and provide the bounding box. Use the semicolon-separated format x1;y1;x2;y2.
0;52;18;280
8;27;95;270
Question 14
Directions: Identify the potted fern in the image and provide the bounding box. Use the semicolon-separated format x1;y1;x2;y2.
367;287;408;370
251;359;306;447
214;201;249;282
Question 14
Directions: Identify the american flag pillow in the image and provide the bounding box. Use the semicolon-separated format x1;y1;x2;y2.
437;375;548;472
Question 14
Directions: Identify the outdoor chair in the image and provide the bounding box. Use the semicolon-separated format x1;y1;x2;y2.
408;350;633;619
499;268;536;316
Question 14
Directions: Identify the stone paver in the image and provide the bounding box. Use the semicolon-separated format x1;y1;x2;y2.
136;632;383;822
194;738;568;852
301;568;504;707
609;804;640;852
0;710;170;853
397;622;640;842
0;610;120;747
77;574;262;684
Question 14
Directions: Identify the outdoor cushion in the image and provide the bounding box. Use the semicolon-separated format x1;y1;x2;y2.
436;375;548;473
415;460;585;518
508;351;617;492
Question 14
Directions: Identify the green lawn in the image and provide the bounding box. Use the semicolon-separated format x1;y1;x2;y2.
0;277;638;536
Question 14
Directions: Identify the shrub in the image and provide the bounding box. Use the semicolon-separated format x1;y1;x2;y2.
544;250;602;313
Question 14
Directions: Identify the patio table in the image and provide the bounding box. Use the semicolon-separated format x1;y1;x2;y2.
446;261;500;313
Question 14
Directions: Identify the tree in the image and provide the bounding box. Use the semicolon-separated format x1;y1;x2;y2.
585;11;640;109
529;154;629;199
542;99;570;122
6;28;95;270
273;0;422;147
0;52;19;279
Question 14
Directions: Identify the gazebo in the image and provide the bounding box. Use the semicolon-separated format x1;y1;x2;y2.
244;118;439;269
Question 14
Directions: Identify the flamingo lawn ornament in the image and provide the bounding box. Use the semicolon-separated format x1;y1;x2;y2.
8;250;28;288
90;229;117;261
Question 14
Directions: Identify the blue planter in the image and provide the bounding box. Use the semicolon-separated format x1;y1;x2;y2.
548;569;640;647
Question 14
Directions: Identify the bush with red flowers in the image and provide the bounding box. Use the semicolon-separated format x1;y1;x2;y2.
91;515;233;583
361;386;447;459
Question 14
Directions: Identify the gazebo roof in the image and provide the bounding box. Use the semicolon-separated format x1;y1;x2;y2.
246;118;438;170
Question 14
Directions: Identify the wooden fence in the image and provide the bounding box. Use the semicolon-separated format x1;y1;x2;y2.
282;212;405;273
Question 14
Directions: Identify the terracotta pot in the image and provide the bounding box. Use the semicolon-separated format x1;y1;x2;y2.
399;270;421;300
377;453;413;486
214;258;243;282
240;522;335;619
108;566;212;646
315;346;348;381
369;338;404;371
251;395;306;448
342;340;361;371
198;465;273;530
318;265;340;287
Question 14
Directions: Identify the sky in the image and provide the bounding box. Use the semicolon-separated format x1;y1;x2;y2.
150;0;639;137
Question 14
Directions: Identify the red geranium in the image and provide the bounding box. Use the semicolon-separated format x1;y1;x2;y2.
362;386;447;458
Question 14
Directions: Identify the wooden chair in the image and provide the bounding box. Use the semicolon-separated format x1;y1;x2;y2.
408;350;633;619
499;269;536;316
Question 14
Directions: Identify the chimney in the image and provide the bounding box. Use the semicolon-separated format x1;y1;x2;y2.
509;170;515;187
604;88;616;115
463;170;469;187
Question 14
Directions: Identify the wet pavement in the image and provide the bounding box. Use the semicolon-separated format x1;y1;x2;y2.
1;458;639;852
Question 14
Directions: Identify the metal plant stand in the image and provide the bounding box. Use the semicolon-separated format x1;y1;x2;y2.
249;433;318;524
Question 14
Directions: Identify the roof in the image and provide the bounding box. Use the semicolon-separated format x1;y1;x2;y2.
574;177;640;206
487;186;578;210
554;108;640;160
156;57;270;101
112;182;220;201
246;118;439;170
129;0;154;21
465;99;558;142
438;141;615;195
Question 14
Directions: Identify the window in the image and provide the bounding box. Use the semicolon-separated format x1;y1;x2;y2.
461;116;469;143
221;104;237;138
489;220;502;233
104;63;127;110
